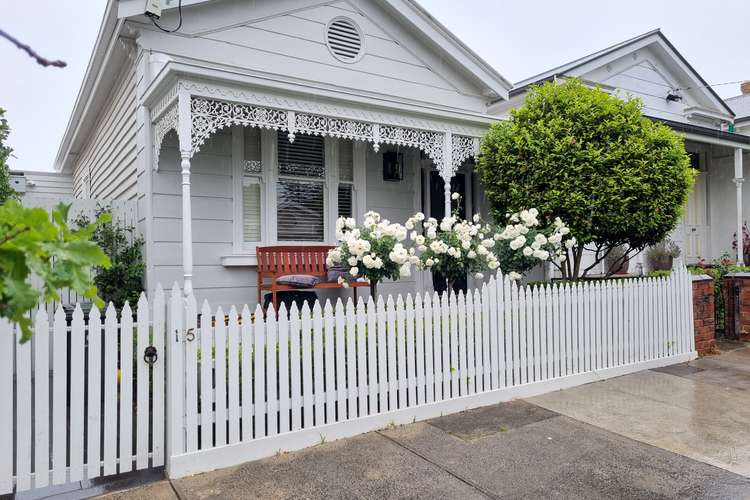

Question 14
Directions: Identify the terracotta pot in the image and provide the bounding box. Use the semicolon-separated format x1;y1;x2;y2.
607;257;630;275
650;255;673;272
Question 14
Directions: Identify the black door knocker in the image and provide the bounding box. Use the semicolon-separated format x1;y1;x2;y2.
143;346;158;365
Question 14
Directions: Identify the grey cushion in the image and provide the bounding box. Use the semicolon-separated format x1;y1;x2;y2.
276;274;321;288
327;265;350;283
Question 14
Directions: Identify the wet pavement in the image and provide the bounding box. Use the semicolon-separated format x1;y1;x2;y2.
95;341;750;499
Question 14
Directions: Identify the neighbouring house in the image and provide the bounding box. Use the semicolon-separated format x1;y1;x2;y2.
493;29;750;269
52;0;512;309
727;82;750;136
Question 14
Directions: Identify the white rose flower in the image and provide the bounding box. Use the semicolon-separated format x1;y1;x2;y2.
462;240;471;250
425;258;434;267
560;227;570;235
477;245;488;256
473;214;480;223
474;272;484;280
345;217;356;229
488;260;500;270
534;233;547;245
350;266;359;277
405;220;415;230
564;238;576;249
532;249;549;260
508;271;522;281
510;235;526;250
415;235;425;245
467;250;477;259
523;246;534;257
348;256;358;266
451;192;460;200
418;245;427;252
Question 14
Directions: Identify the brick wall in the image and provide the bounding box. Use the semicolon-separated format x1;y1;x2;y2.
722;272;750;341
692;275;716;355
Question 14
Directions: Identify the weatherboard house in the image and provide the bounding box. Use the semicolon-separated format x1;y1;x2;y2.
23;0;750;309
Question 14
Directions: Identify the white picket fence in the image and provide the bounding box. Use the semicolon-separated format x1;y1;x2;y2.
166;267;695;478
1;268;696;493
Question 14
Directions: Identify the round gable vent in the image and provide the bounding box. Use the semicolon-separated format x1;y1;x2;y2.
326;18;363;63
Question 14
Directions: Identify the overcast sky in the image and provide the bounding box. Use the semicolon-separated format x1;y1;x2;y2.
1;0;747;172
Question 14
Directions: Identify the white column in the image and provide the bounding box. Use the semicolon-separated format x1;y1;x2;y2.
177;90;194;296
734;147;744;265
180;152;194;296
443;132;453;217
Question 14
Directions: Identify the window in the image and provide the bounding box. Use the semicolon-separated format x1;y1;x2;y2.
276;131;326;241
241;128;263;243
338;139;354;219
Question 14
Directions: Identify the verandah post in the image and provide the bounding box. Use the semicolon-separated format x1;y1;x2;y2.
178;89;194;296
734;147;744;266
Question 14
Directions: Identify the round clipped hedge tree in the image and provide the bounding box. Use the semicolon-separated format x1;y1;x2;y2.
477;78;694;279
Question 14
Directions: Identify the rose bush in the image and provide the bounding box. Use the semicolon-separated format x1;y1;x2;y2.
326;211;418;297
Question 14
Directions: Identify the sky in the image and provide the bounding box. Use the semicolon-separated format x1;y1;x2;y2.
1;0;748;172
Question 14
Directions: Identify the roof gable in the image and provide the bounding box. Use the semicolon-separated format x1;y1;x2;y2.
510;30;734;123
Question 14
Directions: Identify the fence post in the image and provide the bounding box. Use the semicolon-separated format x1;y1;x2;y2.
166;283;185;477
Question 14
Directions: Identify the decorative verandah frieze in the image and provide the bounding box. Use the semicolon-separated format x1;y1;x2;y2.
150;81;485;294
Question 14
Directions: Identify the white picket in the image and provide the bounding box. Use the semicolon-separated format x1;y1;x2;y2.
503;278;513;387
136;294;150;469
324;301;336;424
255;304;268;436
449;293;459;397
152;286;166;466
440;292;450;400
0;319;12;495
386;296;398;410
289;303;302;432
69;306;85;481
346;299;358;415
356;299;368;415
415;294;426;404
431;292;442;401
199;300;213;450
366;298;378;413
277;304;290;434
300;302;313;430
376;297;388;413
312;302;325;427
334;299;346;421
16;323;32;490
52;307;67;484
241;305;254;438
396;296;407;409
457;292;468;396
228;307;241;442
215;306;228;445
34;309;51;487
266;305;278;436
120;303;134;472
532;286;541;382
185;296;198;452
406;295;417;405
519;286;529;385
465;291;476;395
167;284;185;462
483;283;493;391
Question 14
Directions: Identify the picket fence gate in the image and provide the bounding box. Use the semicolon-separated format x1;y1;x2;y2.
1;268;696;493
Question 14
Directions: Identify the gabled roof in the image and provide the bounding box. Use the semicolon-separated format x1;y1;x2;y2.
54;0;512;171
509;29;735;117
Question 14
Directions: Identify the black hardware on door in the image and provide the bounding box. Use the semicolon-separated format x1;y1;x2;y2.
143;346;158;365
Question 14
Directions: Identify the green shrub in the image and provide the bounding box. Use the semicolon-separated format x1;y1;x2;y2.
74;206;144;309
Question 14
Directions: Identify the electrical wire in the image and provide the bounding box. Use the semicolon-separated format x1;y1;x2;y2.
151;0;183;33
678;81;747;92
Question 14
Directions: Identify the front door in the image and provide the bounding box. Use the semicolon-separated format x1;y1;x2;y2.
685;172;708;262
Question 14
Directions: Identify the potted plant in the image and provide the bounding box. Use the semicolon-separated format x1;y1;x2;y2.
646;239;681;271
605;245;629;275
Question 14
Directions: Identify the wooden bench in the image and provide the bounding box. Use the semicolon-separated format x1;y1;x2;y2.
257;245;369;310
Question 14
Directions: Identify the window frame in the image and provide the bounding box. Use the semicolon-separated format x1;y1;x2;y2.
231;128;366;259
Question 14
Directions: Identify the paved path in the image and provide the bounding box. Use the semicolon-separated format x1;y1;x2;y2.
99;342;750;500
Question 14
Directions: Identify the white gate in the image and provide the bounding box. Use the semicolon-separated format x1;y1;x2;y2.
164;268;696;479
0;288;166;494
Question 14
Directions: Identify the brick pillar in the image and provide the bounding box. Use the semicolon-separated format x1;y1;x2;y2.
692;275;716;355
724;272;750;341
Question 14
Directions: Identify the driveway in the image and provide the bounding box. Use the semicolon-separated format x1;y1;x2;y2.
102;342;750;500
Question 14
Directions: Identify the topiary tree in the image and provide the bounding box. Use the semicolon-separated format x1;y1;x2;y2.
0;108;16;204
477;79;693;279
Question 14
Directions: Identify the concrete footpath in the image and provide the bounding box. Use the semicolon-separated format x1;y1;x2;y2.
100;342;750;500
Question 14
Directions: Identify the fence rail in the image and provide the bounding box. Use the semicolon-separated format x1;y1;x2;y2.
1;268;696;493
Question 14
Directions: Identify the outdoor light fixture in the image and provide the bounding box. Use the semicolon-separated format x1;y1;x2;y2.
666;90;683;102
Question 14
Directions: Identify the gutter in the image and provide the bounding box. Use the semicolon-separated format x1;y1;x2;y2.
649;116;750;147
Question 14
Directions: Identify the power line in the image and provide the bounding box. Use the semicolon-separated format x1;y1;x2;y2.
677;80;747;92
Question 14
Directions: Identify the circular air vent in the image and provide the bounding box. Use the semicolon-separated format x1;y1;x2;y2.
326;18;363;63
